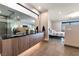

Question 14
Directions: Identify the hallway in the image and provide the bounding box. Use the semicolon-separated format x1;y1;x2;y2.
19;38;79;56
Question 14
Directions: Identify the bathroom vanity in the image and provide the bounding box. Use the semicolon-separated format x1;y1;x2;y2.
0;32;44;56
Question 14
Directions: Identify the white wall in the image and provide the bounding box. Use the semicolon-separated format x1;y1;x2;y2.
40;12;49;41
48;8;62;32
64;25;79;47
50;21;62;32
35;11;49;41
48;6;79;32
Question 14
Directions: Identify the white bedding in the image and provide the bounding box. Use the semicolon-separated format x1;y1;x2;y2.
49;28;65;37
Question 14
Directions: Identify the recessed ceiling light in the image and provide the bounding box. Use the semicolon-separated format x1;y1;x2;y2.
38;6;41;9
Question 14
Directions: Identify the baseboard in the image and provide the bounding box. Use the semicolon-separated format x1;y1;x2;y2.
43;40;48;42
64;44;79;49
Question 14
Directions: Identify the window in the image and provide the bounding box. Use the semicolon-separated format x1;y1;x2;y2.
62;20;79;32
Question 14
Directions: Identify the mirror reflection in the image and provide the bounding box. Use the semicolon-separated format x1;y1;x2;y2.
0;4;36;39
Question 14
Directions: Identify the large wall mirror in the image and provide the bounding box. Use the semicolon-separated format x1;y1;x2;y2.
0;4;36;39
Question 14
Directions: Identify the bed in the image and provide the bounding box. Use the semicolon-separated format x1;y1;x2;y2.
49;28;65;38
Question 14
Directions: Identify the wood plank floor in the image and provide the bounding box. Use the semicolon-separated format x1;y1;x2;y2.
19;38;79;56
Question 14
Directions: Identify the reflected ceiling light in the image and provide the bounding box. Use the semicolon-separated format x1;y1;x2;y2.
16;16;20;21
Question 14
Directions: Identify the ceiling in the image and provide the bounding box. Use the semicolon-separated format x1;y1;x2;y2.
30;3;79;21
1;3;79;21
30;3;79;12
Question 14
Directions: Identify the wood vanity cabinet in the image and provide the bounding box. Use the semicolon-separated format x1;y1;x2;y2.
18;36;29;54
28;35;35;48
1;38;19;56
1;32;44;56
0;40;2;53
11;38;19;56
2;39;12;56
29;33;44;48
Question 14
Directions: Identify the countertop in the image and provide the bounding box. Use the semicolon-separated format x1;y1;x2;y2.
0;32;43;40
